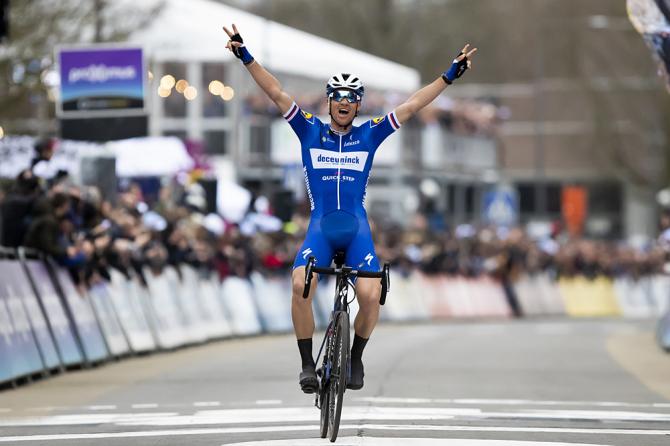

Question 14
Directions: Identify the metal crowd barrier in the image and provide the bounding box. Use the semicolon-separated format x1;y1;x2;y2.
2;246;669;389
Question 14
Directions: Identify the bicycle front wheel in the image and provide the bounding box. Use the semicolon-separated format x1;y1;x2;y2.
328;311;349;442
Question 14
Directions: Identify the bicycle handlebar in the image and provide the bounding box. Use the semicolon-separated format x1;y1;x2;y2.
302;256;390;305
312;266;384;278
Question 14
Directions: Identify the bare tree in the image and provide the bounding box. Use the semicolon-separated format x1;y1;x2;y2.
0;0;162;134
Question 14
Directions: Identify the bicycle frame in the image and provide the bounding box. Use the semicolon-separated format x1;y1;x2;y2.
302;253;389;442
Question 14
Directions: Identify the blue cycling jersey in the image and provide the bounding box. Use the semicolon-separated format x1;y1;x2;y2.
284;102;401;271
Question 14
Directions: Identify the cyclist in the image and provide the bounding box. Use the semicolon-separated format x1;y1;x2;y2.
223;24;476;392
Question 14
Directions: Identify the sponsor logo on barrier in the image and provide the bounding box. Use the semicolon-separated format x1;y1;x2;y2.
0;294;14;344
5;285;31;341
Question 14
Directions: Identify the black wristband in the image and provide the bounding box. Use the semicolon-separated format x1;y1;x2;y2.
441;73;452;85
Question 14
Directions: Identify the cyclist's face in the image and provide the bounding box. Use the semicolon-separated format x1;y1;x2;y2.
329;89;359;128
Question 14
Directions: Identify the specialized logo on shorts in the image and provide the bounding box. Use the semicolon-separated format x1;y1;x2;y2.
302;248;313;259
370;116;386;127
310;149;368;172
365;253;374;266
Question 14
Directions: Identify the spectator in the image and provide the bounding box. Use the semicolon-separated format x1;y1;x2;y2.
0;170;41;247
23;192;88;266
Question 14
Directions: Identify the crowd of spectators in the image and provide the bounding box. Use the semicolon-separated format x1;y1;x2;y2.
1;141;668;293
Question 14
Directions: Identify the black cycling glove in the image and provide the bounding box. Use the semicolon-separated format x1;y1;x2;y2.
442;52;469;85
230;33;254;65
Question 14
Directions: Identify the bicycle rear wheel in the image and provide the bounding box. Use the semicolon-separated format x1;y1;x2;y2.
319;380;329;438
328;311;349;442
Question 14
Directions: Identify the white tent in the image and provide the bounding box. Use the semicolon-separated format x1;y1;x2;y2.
126;0;420;93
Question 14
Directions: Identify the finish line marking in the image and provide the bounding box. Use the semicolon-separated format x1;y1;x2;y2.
194;401;221;407
1;423;669;442
224;438;609;446
353;397;669;409
2;406;670;427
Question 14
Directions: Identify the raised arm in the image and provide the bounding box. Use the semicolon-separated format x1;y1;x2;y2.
395;44;477;125
223;24;294;115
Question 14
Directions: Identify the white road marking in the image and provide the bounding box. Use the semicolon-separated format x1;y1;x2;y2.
32;407;64;412
1;423;670;443
117;407;463;426
86;405;116;411
2;405;670;428
131;404;159;409
255;400;282;405
225;438;608;446
354;397;667;409
193;401;221;407
0;413;178;427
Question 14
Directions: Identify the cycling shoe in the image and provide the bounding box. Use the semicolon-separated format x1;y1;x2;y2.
299;364;318;394
347;359;364;390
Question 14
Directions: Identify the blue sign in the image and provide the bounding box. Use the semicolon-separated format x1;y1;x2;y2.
483;187;518;227
58;46;145;114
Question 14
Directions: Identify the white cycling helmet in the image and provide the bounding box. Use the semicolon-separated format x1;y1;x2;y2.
326;73;364;98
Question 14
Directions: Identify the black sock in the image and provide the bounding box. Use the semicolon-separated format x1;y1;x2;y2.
297;338;315;368
351;334;368;364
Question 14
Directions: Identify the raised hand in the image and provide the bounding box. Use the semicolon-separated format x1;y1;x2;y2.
223;23;254;65
223;24;242;54
444;43;478;84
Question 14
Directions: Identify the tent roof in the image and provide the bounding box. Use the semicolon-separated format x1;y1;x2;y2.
127;0;420;92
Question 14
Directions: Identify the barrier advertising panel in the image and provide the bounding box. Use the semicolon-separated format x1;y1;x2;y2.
250;272;292;333
0;261;43;383
107;269;156;352
53;267;108;362
24;260;83;366
87;282;130;356
220;277;262;336
142;268;187;349
2;261;60;370
165;267;208;343
181;266;230;339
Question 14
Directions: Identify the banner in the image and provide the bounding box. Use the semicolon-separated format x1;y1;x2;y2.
58;46;145;116
562;186;587;237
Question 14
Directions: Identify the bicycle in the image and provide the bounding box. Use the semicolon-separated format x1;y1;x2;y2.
302;251;390;442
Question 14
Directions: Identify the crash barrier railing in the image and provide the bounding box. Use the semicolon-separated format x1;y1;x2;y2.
1;246;669;387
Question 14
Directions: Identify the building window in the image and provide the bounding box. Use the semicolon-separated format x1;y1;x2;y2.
517;183;535;214
204;131;227;155
588;182;622;214
546;183;561;214
163;130;187;141
163;62;187;117
249;124;271;162
202;63;228;117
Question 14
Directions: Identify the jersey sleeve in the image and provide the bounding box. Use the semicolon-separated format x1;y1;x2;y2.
365;110;401;150
283;101;320;142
